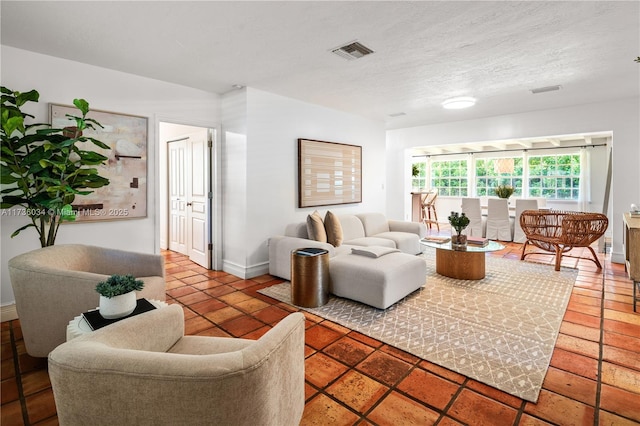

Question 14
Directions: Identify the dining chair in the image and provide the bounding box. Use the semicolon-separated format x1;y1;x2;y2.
421;190;440;231
485;198;512;241
461;197;484;237
512;198;539;243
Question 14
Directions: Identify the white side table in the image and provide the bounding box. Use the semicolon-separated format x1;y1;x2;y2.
66;299;168;341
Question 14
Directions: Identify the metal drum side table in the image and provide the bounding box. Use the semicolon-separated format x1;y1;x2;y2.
291;248;329;307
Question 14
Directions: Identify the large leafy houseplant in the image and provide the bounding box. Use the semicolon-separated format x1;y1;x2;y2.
1;87;111;246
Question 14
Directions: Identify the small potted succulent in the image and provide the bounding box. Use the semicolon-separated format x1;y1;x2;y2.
495;185;515;199
448;211;470;249
96;274;144;319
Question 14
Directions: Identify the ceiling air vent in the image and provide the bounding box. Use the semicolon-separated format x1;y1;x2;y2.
530;85;562;94
331;41;374;60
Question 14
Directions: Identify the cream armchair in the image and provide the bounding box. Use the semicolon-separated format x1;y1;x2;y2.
48;305;306;426
8;244;166;357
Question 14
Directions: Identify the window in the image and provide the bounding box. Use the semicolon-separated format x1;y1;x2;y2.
411;159;427;190
417;150;584;200
430;159;468;196
528;154;580;200
475;157;523;197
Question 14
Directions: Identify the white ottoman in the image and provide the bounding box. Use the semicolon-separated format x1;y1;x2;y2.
329;251;426;309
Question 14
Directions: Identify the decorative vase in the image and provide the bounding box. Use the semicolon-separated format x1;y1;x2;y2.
99;291;137;319
451;232;468;250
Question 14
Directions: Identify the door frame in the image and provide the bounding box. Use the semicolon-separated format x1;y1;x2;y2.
155;115;222;270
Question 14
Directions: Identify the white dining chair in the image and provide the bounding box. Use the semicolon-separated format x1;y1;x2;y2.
485;198;512;241
461;197;484;237
513;198;539;243
536;197;547;208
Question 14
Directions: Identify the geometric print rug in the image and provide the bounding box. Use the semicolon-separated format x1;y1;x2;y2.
258;254;577;402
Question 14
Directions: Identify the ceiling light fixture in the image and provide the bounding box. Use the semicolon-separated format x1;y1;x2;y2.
442;97;476;110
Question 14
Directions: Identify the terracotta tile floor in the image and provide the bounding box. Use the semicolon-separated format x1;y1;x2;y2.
2;240;639;425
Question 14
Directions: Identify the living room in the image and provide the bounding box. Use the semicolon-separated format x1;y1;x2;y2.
1;1;639;425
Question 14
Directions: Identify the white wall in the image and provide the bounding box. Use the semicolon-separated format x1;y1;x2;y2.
221;88;386;278
387;97;640;263
1;46;219;309
221;89;249;277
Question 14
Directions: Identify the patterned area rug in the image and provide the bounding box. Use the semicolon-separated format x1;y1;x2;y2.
258;253;577;402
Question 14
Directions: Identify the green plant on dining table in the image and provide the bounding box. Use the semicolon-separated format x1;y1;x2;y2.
495;185;514;199
448;211;470;237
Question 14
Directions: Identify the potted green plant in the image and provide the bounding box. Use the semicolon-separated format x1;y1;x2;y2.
1;87;111;247
448;211;470;249
495;185;515;199
95;274;144;319
412;163;419;178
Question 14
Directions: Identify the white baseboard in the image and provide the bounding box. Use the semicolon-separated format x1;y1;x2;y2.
1;304;18;322
610;250;625;265
222;260;270;279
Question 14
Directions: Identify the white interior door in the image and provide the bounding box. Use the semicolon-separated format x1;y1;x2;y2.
168;139;188;255
187;133;210;268
167;133;211;268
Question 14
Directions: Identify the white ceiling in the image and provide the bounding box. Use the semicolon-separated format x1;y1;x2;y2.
2;1;639;130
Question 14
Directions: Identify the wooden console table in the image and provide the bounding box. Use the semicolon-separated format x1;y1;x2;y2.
622;213;640;312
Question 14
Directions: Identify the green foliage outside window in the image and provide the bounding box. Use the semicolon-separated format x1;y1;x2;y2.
430;160;468;196
411;161;427;189
528;154;580;199
414;153;581;200
475;158;523;197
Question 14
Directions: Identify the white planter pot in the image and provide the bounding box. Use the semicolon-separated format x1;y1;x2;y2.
99;291;137;319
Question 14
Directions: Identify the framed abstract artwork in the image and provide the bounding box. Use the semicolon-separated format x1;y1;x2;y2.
298;138;362;208
50;103;148;221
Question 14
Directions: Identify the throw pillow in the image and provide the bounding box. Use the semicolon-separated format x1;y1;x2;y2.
324;210;344;247
306;211;327;243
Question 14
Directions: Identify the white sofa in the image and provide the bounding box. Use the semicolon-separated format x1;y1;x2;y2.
269;212;427;280
268;212;427;309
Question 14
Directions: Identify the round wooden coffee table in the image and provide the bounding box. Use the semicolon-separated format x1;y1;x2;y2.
421;240;505;280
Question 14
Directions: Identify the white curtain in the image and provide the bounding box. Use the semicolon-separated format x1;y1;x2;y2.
578;147;591;212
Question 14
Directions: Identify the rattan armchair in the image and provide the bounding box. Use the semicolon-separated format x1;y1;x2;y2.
519;210;608;271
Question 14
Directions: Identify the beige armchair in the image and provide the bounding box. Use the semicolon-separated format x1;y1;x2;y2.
48;305;306;426
8;244;166;357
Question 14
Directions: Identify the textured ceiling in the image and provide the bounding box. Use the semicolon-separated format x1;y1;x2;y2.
2;1;639;129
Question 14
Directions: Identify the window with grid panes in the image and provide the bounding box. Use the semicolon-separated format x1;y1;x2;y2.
430;159;468;196
475;157;523;197
411;160;427;190
528;154;580;200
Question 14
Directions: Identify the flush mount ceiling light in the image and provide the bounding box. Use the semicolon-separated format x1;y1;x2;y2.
442;97;476;109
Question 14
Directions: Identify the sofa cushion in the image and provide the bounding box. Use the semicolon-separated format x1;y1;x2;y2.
330;252;426;309
324;211;344;247
356;213;390;236
372;231;422;255
337;215;366;242
344;237;396;249
306;211;327;243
